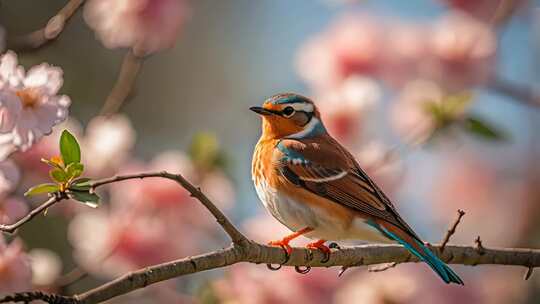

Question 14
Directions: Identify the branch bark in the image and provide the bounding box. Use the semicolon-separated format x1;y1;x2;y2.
99;50;144;116
7;0;85;51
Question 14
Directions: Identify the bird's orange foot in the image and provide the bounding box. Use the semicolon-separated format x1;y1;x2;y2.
306;240;331;263
268;239;293;256
267;239;293;271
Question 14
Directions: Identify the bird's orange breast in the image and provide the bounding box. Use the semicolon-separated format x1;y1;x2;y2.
252;139;355;232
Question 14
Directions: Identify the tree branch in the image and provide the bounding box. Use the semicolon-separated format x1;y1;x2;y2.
3;243;540;304
99;50;144;116
0;192;67;233
2;171;540;304
7;0;85;51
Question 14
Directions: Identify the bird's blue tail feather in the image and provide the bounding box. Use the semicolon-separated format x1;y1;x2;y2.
376;225;464;285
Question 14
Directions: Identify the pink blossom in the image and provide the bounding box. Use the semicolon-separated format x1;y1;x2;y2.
84;0;189;55
0;237;32;294
68;208;198;277
334;264;485;304
379;25;430;87
296;15;384;89
0;51;70;159
426;12;496;90
0;160;20;197
315;76;380;145
214;264;339;304
110;151;195;211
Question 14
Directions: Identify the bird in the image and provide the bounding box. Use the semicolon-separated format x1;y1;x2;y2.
250;93;463;285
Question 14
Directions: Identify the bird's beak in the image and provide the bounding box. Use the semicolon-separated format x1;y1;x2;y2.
249;106;273;116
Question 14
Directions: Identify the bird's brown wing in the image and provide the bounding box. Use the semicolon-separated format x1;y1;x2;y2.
275;136;421;241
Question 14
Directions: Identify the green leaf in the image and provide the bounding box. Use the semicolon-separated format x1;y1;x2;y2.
60;130;81;165
69;191;100;208
69;178;92;191
25;183;60;196
50;168;68;183
66;162;84;179
463;116;507;141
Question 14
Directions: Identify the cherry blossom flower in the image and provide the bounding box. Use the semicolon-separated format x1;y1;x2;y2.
0;51;70;160
426;12;496;90
296;15;384;90
379;24;429;87
0;237;32;294
68;209;194;277
315;76;380;145
84;0;189;55
110;151;196;211
0;159;20;197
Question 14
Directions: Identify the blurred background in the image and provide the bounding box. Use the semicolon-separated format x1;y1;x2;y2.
0;0;539;303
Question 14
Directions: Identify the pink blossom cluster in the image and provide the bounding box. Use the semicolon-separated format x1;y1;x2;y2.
84;0;189;55
0;51;70;160
297;12;496;91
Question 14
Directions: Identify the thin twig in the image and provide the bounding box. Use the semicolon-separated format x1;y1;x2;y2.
99;50;144;116
55;267;88;289
524;266;534;280
89;171;249;246
475;236;486;255
0;193;67;234
440;209;466;253
7;0;85;51
488;76;540;108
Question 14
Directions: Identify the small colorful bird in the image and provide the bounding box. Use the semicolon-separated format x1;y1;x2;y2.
250;93;463;285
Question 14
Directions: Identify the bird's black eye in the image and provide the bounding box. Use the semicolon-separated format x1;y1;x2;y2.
282;106;295;118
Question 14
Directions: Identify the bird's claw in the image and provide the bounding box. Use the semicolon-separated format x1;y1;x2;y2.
295;265;311;274
266;243;291;271
306;240;331;264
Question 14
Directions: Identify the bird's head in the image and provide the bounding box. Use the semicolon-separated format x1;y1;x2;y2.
250;93;327;140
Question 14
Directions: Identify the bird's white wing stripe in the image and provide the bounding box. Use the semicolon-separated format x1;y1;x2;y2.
301;170;347;182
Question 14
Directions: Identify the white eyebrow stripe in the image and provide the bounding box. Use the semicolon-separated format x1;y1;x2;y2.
287;103;314;112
